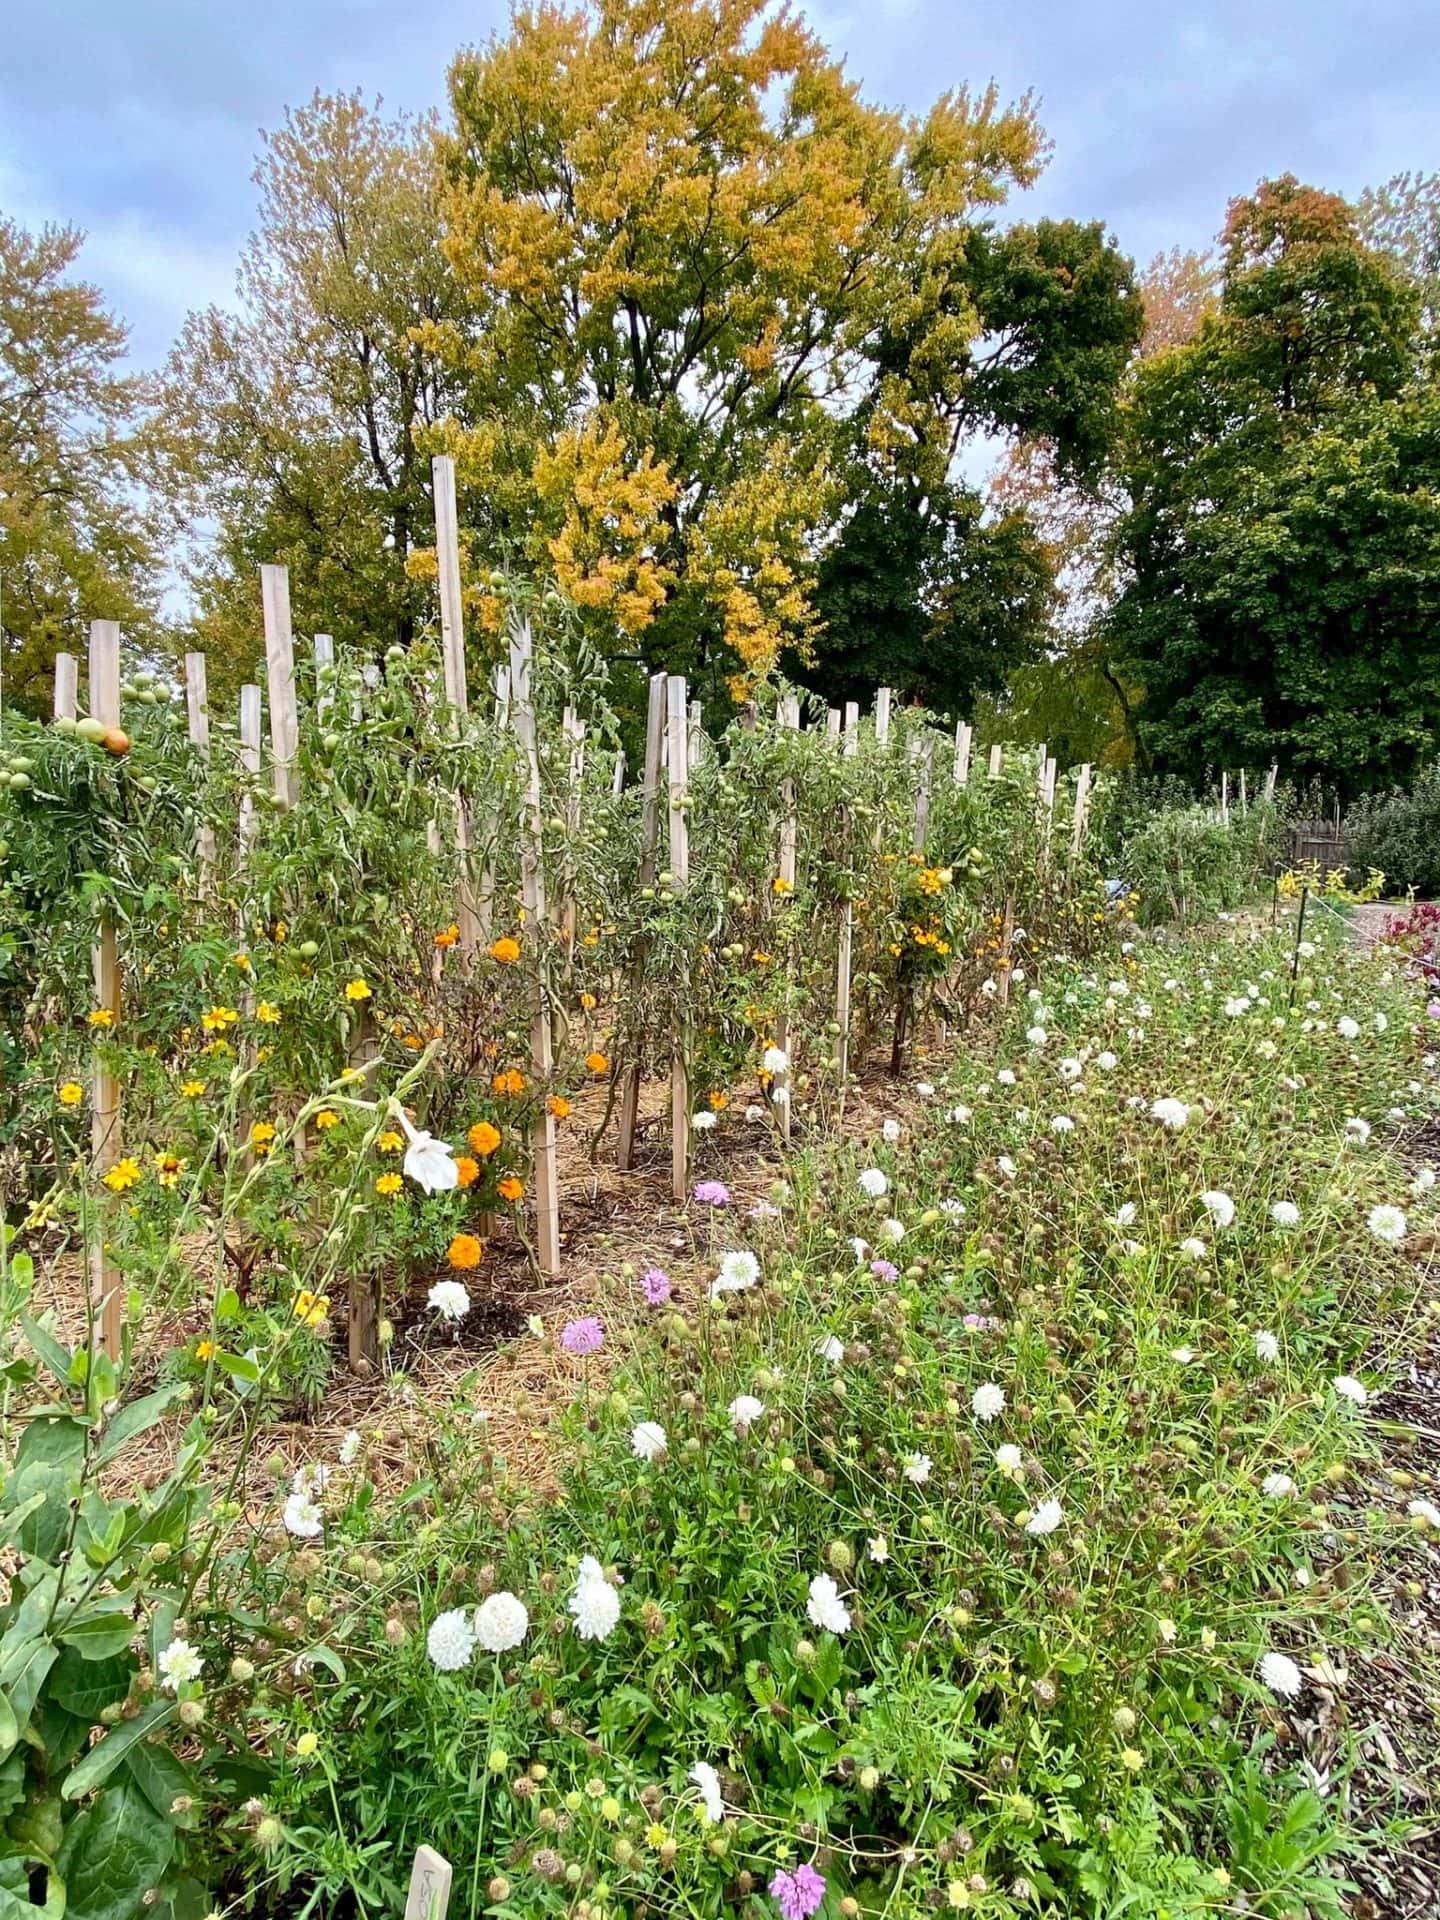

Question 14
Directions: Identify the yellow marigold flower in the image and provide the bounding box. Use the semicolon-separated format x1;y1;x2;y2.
255;1001;281;1025
772;876;793;894
154;1151;188;1189
103;1156;142;1193
87;1007;115;1028
489;936;521;965
498;1174;524;1202
467;1121;502;1157
196;1339;216;1361
58;1081;85;1107
708;1091;729;1111
293;1290;330;1329
752;950;772;965
455;1154;480;1188
377;1130;405;1154
202;1006;239;1033
402;1033;424;1050
585;1051;609;1075
344;979;371;1002
313;1109;339;1131
374;1172;402;1196
434;923;460;950
250;1121;277;1154
547;1095;571;1119
180;1079;206;1099
447;1233;483;1271
579;992;597;1010
233;952;252;973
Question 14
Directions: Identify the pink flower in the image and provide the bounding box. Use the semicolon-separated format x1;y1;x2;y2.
640;1267;672;1306
560;1316;604;1356
770;1863;826;1920
870;1259;898;1282
694;1180;731;1207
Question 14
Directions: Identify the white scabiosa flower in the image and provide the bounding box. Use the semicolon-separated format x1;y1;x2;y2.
1151;1097;1190;1131
761;1045;790;1075
882;1117;901;1144
815;1335;844;1366
948;1104;972;1124
745;1104;766;1123
876;1217;905;1246
1024;1498;1063;1536
1414;1168;1437;1196
1051;1114;1075;1134
1344;1116;1371;1145
1336;1016;1360;1041
1254;1330;1279;1364
428;1279;471;1322
568;1559;621;1642
1179;1236;1208;1262
158;1638;203;1691
282;1490;323;1539
997;1068;1017;1087
1114;1202;1137;1228
902;1452;932;1484
1223;995;1249;1017
711;1249;760;1301
338;1429;362;1466
1332;1374;1368;1407
1407;1497;1440;1530
689;1760;725;1823
1170;1346;1195;1365
1367;1203;1407;1246
1259;1651;1303;1699
630;1420;667;1461
1025;1026;1047;1048
867;1534;889;1563
1201;1190;1235;1230
1270;1200;1300;1228
806;1573;851;1634
857;1168;889;1199
1374;1010;1389;1032
692;1109;717;1132
972;1382;1005;1422
997;1155;1016;1178
995;1443;1023;1475
474;1591;529;1653
915;1081;935;1098
427;1607;477;1671
728;1394;764;1432
1095;1051;1118;1071
1263;1472;1296;1498
1058;1057;1083;1082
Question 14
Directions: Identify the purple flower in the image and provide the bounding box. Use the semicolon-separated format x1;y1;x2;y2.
560;1316;604;1356
869;1259;898;1282
693;1180;731;1207
748;1199;780;1221
1429;999;1440;1020
770;1863;826;1920
640;1267;672;1306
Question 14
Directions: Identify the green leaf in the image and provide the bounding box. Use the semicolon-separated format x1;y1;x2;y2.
19;1319;71;1390
50;1650;134;1722
55;1610;135;1662
95;1389;185;1467
11;1420;86;1480
58;1783;172;1920
122;1742;194;1825
0;1696;16;1766
61;1702;175;1801
210;1351;259;1385
0;1863;64;1920
1;1640;58;1732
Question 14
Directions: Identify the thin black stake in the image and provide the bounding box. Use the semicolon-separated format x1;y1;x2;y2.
1288;885;1310;1010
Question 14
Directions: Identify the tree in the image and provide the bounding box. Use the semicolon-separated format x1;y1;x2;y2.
429;0;1139;700
1105;176;1428;793
0;218;160;715
1357;170;1440;329
158;93;474;694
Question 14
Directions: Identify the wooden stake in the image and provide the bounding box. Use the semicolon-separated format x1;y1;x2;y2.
826;707;841;740
238;685;262;860
874;686;892;747
313;633;334;719
913;737;933;854
184;652;217;882
995;897;1015;1010
617;673;667;1171
1263;764;1278;806
1071;763;1092;860
988;743;1003;778
666;674;690;1202
1221;771;1230;826
953;721;972;786
835;704;859;1082
431;457;479;957
260;565;299;808
53;652;77;721
508;618;561;1273
774;693;799;1141
1239;768;1249;815
88;620;123;1359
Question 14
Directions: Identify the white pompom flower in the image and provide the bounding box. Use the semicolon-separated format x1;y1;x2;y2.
474;1591;529;1653
806;1573;851;1634
630;1420;667;1461
1259;1651;1303;1699
427;1607;477;1671
568;1559;621;1643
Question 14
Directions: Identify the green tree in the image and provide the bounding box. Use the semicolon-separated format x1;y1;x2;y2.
1106;176;1427;793
0;218;160;715
158;93;473;695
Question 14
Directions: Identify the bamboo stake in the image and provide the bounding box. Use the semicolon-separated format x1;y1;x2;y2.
666;674;690;1202
184;651;217;883
508;618;561;1273
53;652;77;721
260;565;299;808
88;620;123;1358
617;673;667;1172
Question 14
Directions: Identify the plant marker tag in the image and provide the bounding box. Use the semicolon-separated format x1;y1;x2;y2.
405;1846;452;1920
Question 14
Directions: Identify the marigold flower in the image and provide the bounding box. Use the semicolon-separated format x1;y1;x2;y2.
233;952;252;973
201;1006;238;1032
489;936;521;965
448;1233;483;1271
377;1130;405;1154
434;923;460;950
255;1001;281;1025
314;1109;340;1130
547;1095;571;1119
585;1051;609;1074
58;1081;85;1106
195;1339;216;1361
154;1151;188;1189
180;1079;206;1099
344;979;371;1002
579;992;597;1010
467;1121;502;1156
293;1290;330;1328
250;1121;277;1153
498;1174;524;1202
455;1154;479;1188
374;1172;403;1196
492;1069;526;1097
87;1007;115;1028
103;1156;142;1193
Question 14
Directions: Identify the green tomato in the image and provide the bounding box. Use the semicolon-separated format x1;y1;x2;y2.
76;717;107;744
298;940;320;959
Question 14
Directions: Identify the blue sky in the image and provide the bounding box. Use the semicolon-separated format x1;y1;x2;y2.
1;0;1435;370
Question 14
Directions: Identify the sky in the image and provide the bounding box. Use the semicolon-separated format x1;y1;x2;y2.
1;0;1436;372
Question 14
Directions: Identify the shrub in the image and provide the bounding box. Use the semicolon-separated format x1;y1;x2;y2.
1345;762;1440;896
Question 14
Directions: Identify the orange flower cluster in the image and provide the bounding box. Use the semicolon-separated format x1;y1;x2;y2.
448;1233;483;1270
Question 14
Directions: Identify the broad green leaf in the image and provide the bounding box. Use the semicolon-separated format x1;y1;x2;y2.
210;1351;259;1385
0;1695;16;1765
61;1701;175;1801
123;1740;194;1824
59;1782;172;1920
50;1650;134;1721
1;1640;58;1731
96;1388;186;1467
19;1318;71;1390
55;1609;135;1662
11;1419;86;1479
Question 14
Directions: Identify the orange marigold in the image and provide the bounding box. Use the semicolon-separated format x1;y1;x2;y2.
492;1069;527;1097
467;1120;502;1157
489;936;521;965
498;1174;524;1202
455;1154;480;1188
434;923;460;950
585;1051;609;1075
447;1232;483;1271
547;1095;571;1119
